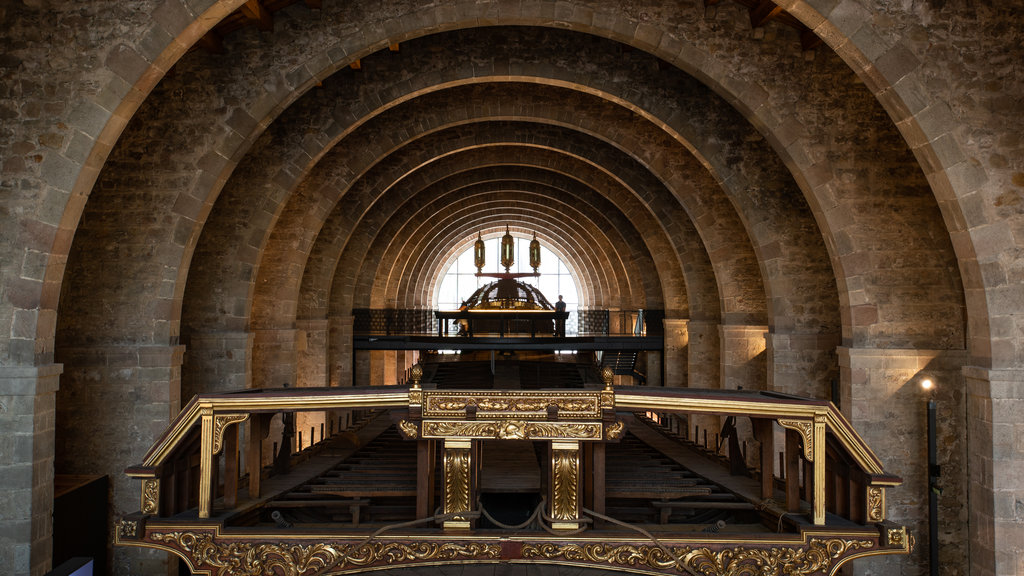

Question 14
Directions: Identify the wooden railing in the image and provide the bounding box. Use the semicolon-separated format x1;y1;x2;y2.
126;383;900;529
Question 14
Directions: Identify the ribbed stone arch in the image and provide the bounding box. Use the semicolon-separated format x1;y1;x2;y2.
181;27;792;358
392;209;624;309
374;194;643;309
29;0;974;373
246;122;695;347
350;186;630;310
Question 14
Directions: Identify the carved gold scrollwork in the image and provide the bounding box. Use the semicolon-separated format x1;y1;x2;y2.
867;486;884;522
779;418;815;461
212;413;249;455
422;420;602;440
605;420;625;440
398;419;418;439
141;479;160;515
150;532;500;574
551;445;580;522
423;392;601;419
521;538;875;576
443;444;471;521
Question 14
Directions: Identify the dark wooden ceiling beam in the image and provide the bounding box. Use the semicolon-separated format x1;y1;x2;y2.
800;28;824;51
197;30;225;54
749;0;784;29
240;0;274;31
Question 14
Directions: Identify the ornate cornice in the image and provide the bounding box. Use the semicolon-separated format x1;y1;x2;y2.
422;420;602;440
422;391;603;419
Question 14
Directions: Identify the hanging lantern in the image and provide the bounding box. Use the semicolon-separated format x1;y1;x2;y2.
500;225;515;271
529;231;541;272
473;232;486;272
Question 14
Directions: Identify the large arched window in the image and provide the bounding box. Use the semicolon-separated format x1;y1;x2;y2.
434;235;581;319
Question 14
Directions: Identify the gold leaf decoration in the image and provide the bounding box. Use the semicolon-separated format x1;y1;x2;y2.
778;418;815;461
212;413;249;455
422;420;601;440
118;519;138;539
397;419;418;439
605;420;625;440
521;538;875;576
867;486;884;522
423;392;601;418
150;532;499;575
551;449;579;520
443;448;471;516
141;478;160;515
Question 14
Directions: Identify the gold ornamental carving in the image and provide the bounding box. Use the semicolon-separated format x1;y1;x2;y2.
443;445;472;521
884;524;909;545
867;486;884;522
779;418;815;461
212;413;249;455
398;419;418;439
521;537;875;575
141;478;160;515
605;420;625;440
551;447;580;522
118;519;138;539
422;420;602;440
151;531;499;575
423;391;601;419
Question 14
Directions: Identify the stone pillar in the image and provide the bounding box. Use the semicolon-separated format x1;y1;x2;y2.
328;315;354;387
766;331;840;398
838;348;968;576
644;351;662;387
686;321;719;389
383;350;397;385
0;364;61;576
182;331;253;397
719;325;768;391
252;328;298;389
354;350;371;388
962;367;1024;576
662;318;688;388
296;319;329;388
56;344;184;575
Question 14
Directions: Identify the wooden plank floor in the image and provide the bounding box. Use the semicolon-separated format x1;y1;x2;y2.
480;440;541;493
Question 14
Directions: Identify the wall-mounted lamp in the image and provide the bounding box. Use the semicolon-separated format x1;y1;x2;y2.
921;377;939;576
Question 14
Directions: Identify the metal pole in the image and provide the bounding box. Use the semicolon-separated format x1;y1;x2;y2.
927;398;939;576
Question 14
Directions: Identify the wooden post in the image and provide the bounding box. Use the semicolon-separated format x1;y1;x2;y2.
247;414;269;499
417;440;436;519
224;424;239;509
198;408;214;519
812;414;826;525
753;419;774;500
785;428;801;513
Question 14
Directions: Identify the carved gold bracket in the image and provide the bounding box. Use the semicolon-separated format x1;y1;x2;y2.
778;418;814;461
212;413;249;455
779;414;827;525
141;478;160;515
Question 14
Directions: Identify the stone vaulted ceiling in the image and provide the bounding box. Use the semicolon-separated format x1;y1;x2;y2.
3;0;1023;574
